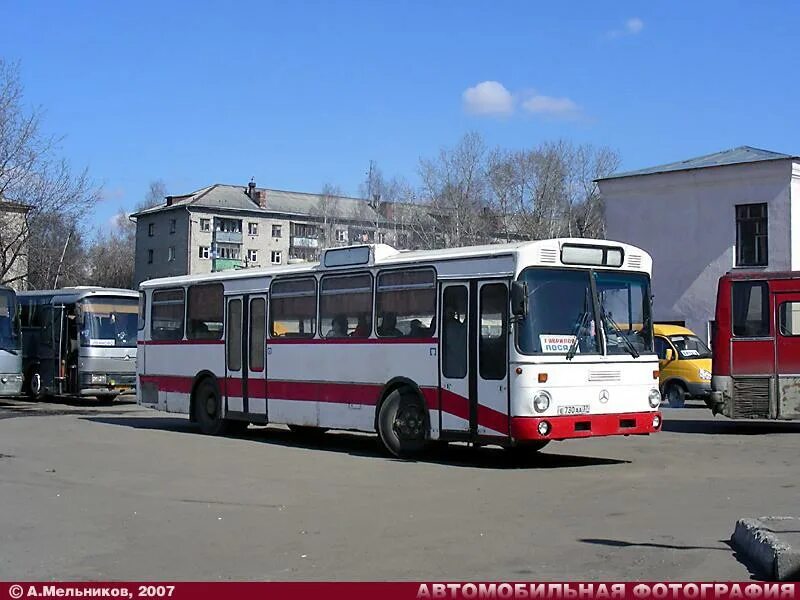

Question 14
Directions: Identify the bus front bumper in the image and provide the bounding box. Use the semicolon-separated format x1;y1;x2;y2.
510;411;662;441
0;373;23;396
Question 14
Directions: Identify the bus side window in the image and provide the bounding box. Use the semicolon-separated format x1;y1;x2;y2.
270;278;316;338
479;283;508;381
151;289;185;341
320;273;373;338
376;269;436;338
732;281;769;337
186;284;224;340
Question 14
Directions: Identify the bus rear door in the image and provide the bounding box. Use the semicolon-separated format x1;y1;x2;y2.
775;292;800;419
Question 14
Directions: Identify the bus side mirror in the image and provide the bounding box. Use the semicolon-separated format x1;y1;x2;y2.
665;349;674;362
511;281;528;317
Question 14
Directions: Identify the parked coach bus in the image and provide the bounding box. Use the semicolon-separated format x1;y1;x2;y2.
137;239;662;458
711;271;800;420
18;287;139;400
0;285;23;396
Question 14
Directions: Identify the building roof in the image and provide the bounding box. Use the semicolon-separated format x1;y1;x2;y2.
132;183;381;222
598;146;798;181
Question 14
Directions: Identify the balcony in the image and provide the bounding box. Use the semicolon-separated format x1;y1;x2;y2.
291;236;319;248
212;258;243;272
214;231;243;244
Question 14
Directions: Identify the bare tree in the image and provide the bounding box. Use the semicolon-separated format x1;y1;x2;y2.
26;213;88;289
87;211;135;288
312;183;344;250
564;144;620;238
142;180;167;210
418;132;492;248
0;59;100;287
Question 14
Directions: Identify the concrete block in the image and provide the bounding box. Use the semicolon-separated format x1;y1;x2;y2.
732;517;800;581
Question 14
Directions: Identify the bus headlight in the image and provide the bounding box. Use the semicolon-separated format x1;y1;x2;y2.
699;369;712;381
648;388;661;408
537;421;551;436
532;391;551;413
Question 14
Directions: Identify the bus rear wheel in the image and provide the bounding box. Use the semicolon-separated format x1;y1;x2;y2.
377;388;428;459
193;378;243;435
26;368;45;401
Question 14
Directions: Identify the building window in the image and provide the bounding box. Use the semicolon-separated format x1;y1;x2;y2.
216;218;242;233
271;251;282;265
200;218;211;232
248;222;259;236
148;223;154;237
147;249;153;264
247;249;258;263
335;230;347;243
198;246;210;259
168;246;176;262
217;245;240;260
272;224;282;238
170;218;176;234
736;203;768;267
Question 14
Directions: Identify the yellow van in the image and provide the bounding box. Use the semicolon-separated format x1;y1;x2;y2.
653;324;713;408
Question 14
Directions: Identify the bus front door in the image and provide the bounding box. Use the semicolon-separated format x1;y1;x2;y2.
439;282;471;435
775;293;800;419
476;281;510;438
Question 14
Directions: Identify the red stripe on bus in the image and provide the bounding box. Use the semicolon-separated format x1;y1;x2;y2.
138;375;508;435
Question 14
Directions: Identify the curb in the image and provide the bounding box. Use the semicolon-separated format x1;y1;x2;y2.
732;517;800;581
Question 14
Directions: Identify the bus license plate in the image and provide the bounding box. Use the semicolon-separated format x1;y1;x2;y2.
558;405;590;416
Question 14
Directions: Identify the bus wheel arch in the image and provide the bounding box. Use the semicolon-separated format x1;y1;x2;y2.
191;372;229;434
375;378;430;458
189;371;218;423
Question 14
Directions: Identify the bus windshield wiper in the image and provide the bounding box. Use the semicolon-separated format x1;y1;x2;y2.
601;309;640;359
566;308;590;361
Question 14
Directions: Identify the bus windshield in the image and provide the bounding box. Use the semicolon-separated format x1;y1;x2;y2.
80;297;138;348
516;268;653;356
594;271;653;356
517;269;600;355
0;289;21;353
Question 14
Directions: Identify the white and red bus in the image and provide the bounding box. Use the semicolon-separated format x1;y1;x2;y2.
137;239;662;457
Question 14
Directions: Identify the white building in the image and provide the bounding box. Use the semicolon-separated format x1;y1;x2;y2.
598;146;800;341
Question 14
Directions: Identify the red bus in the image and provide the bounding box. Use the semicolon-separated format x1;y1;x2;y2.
710;271;800;420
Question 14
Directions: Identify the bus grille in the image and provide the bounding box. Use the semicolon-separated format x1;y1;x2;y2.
732;377;770;418
589;370;621;382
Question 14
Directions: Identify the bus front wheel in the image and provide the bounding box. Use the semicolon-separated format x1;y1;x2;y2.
377;388;428;459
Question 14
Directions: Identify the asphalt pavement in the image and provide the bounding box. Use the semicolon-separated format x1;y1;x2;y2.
1;397;798;581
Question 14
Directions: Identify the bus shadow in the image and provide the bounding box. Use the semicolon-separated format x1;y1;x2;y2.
662;418;800;435
83;416;630;470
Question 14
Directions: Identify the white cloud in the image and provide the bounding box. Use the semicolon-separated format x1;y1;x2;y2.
462;81;514;116
607;16;644;38
522;94;581;119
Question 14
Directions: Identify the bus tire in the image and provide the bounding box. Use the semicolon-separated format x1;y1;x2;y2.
193;377;233;435
26;368;45;401
377;388;428;459
664;382;686;408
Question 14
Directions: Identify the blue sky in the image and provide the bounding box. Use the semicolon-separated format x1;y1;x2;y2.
4;1;800;232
